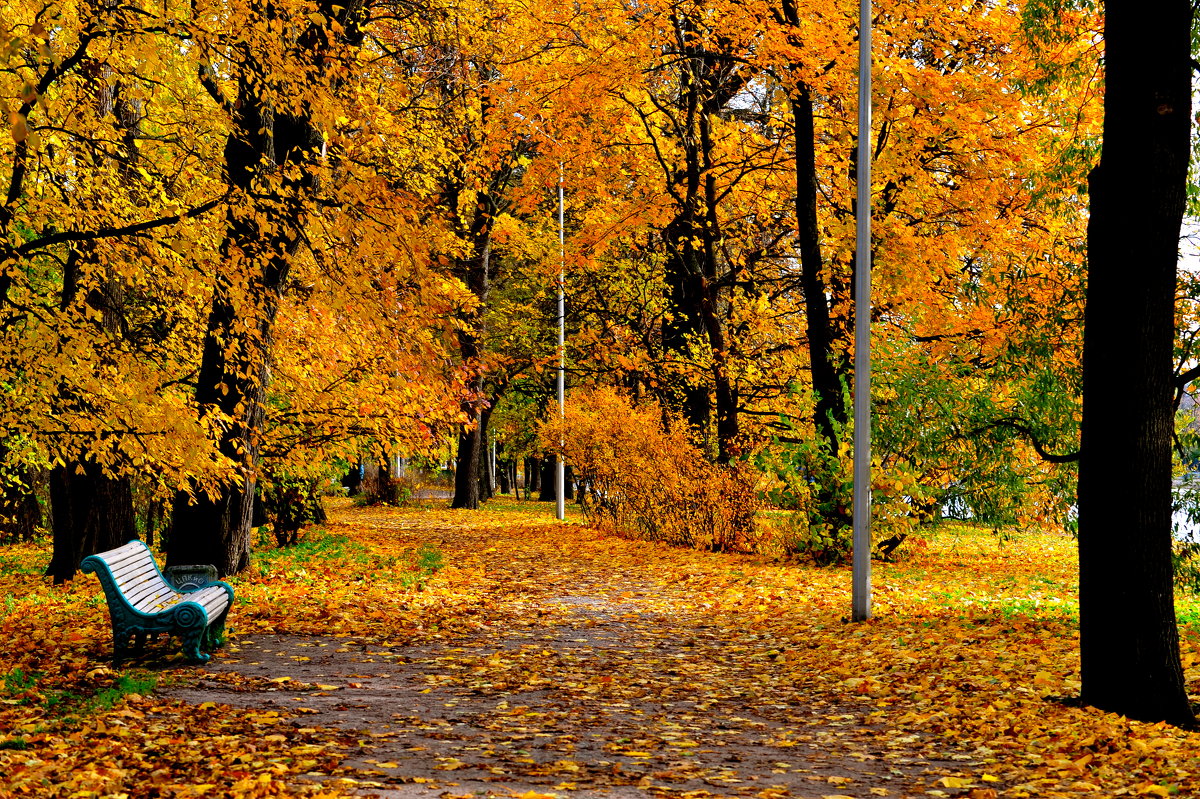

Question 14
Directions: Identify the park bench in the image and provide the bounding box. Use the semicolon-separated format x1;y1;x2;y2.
81;540;234;663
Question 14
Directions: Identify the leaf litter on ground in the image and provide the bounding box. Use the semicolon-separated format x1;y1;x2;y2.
1;497;1199;798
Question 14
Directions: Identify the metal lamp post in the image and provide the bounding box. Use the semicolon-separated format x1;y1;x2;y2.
556;163;565;522
852;0;873;621
512;113;568;522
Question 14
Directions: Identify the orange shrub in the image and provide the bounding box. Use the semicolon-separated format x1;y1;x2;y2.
541;387;758;552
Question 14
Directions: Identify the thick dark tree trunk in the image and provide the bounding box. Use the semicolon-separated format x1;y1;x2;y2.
169;273;272;574
45;463;135;583
658;26;748;463
452;422;484;509
539;458;556;502
564;464;575;501
1077;0;1194;725
527;457;541;495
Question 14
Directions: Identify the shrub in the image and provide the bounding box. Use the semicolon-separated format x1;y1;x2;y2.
542;388;758;552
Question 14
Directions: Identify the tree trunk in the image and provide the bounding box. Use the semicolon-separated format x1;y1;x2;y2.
564;464;575;501
44;463;136;583
792;82;848;448
498;458;511;495
452;423;484;509
1077;0;1194;725
527;457;541;495
539;457;556;502
476;408;494;503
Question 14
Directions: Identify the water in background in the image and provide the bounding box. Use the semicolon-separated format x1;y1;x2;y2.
943;480;1200;543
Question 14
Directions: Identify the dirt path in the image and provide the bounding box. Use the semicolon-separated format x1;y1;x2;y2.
162;507;985;799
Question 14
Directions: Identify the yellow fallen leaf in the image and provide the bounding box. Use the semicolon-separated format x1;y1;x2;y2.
939;776;974;788
981;774;1000;783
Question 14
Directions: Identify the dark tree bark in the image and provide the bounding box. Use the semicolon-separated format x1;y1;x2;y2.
564;464;575;501
45;463;135;583
449;183;494;511
1077;0;1194;725
539;457;557;502
476;408;495;503
170;2;366;575
792;81;848;448
453;423;485;509
498;458;511;495
527;457;541;495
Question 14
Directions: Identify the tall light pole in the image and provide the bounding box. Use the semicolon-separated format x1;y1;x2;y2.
852;0;873;621
556;163;566;522
512;113;568;522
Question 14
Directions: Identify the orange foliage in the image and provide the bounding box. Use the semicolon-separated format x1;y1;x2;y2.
542;387;758;553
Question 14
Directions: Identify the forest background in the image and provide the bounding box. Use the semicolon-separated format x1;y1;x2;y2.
0;0;1197;720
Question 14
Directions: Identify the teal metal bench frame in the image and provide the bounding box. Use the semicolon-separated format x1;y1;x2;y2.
81;540;234;663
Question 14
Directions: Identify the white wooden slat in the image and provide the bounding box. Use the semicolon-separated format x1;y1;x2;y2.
122;575;174;605
99;550;145;570
135;588;183;614
192;587;230;615
134;591;179;614
125;580;175;609
114;576;166;602
109;559;158;585
105;541;145;558
96;542;146;567
154;588;228;619
111;566;164;592
116;575;161;599
108;554;156;579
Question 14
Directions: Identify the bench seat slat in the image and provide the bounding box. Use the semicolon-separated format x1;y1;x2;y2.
129;585;178;613
120;573;173;602
107;556;160;581
100;550;145;570
94;543;147;570
109;562;162;588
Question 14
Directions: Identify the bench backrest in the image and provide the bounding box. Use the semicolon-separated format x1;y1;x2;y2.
82;540;181;613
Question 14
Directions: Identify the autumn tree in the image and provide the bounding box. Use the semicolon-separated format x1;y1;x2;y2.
1076;0;1195;724
2;1;468;577
1;5;227;578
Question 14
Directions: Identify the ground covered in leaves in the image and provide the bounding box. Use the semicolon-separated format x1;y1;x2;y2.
3;499;1200;798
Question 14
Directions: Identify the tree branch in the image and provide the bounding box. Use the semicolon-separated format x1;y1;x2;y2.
967;418;1079;463
9;195;226;260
